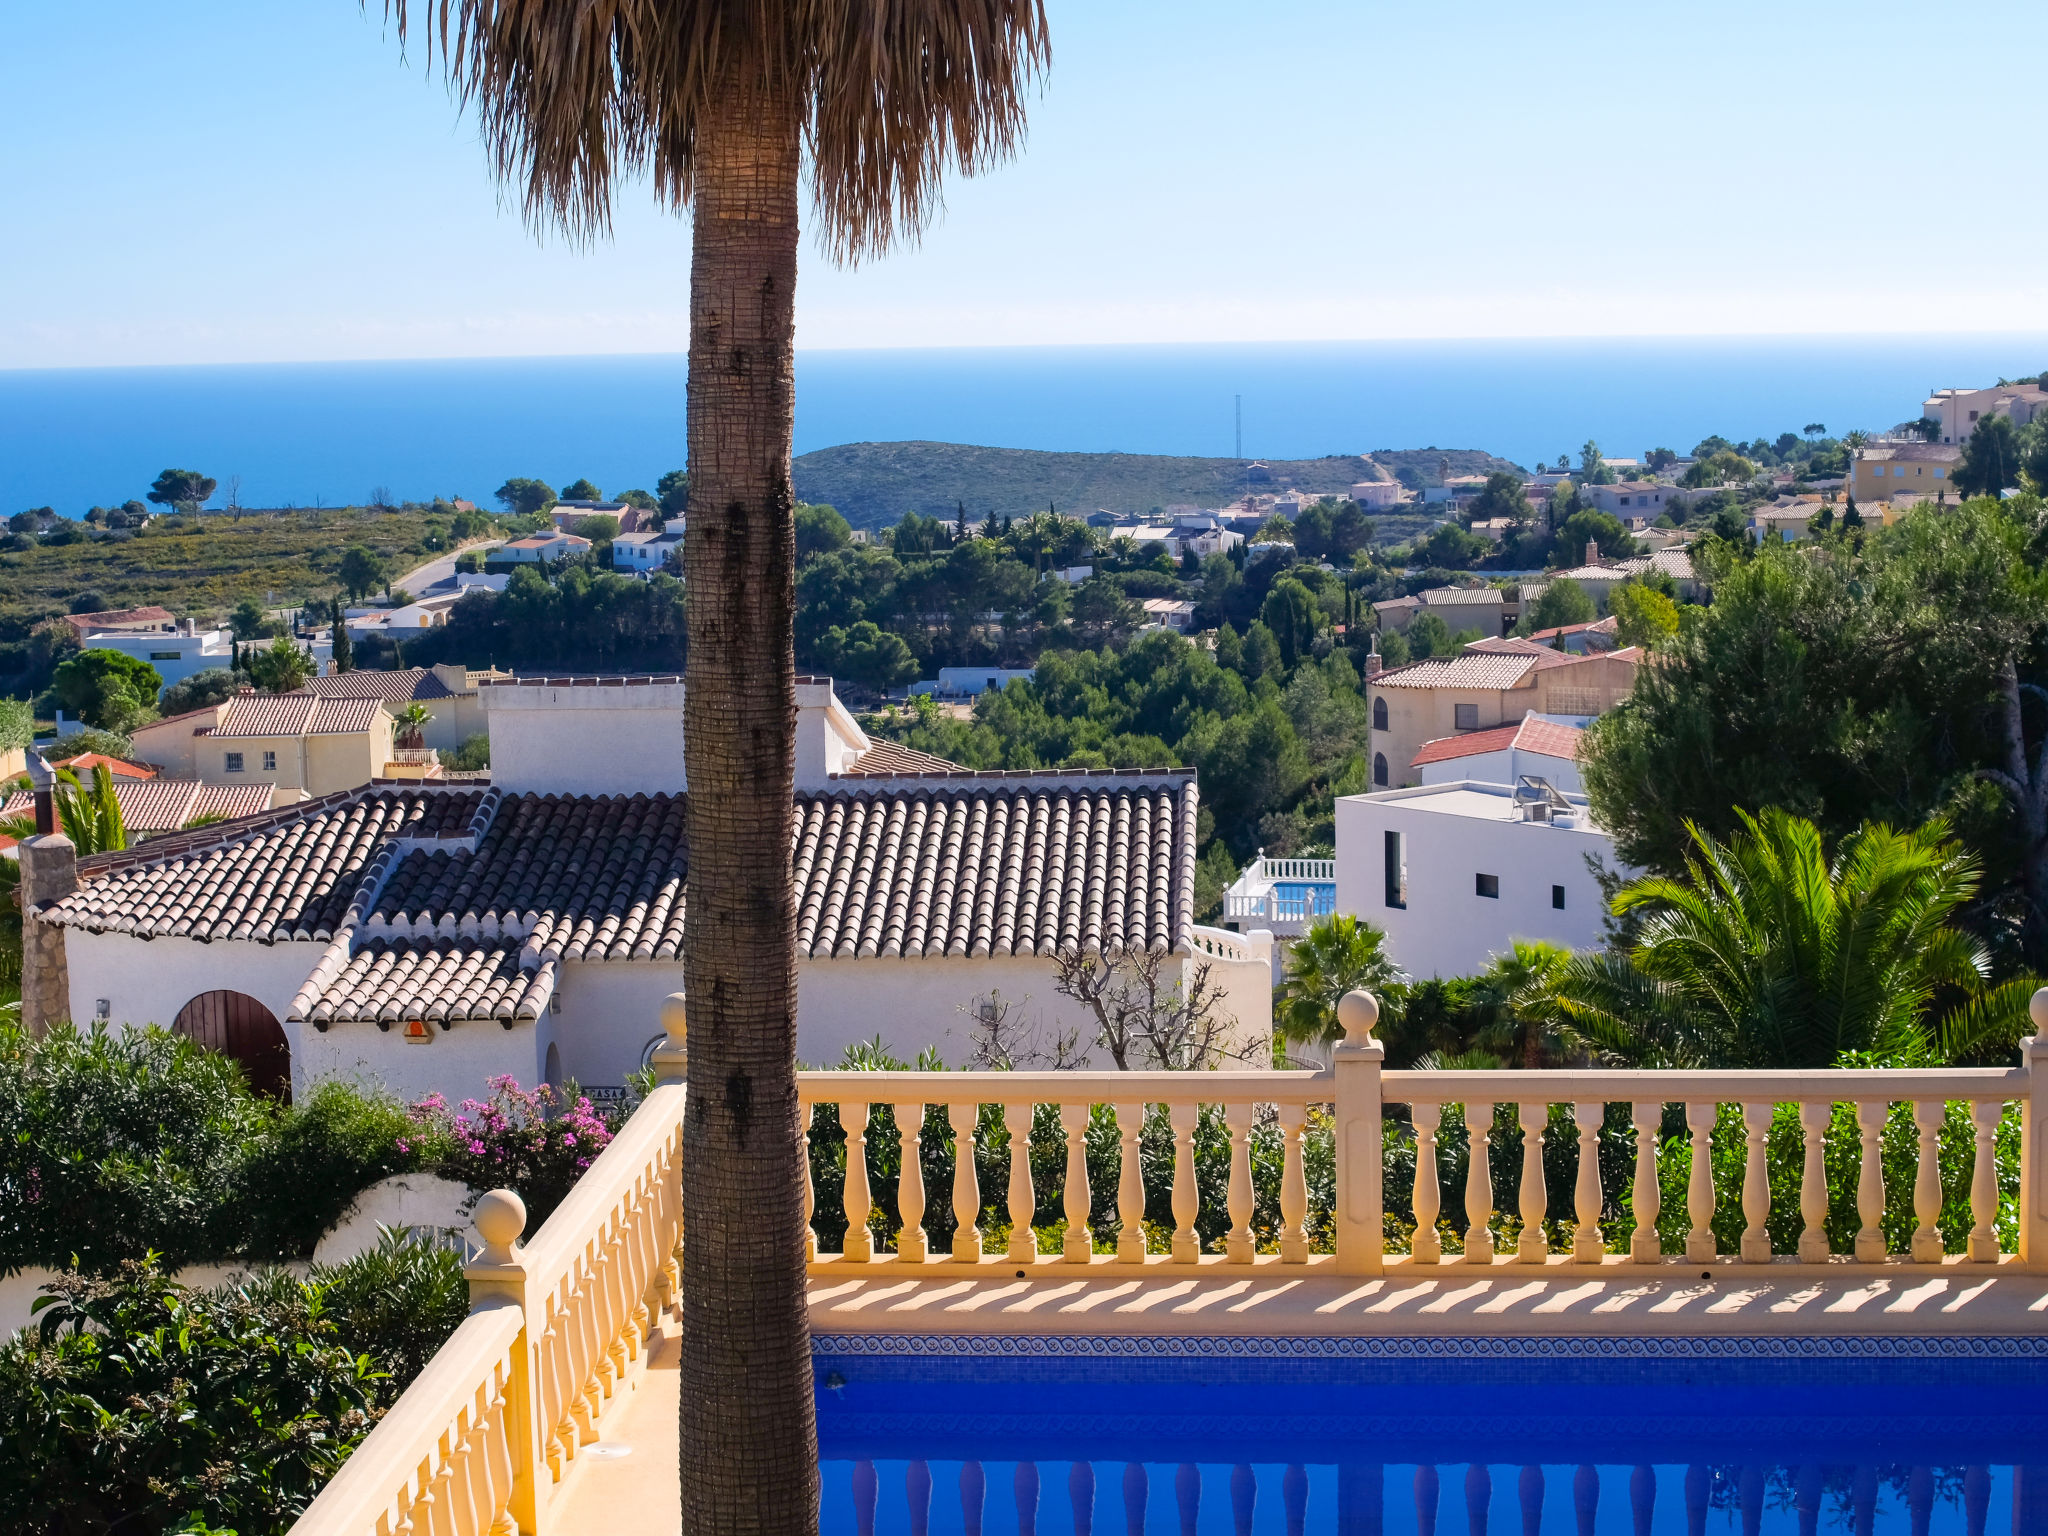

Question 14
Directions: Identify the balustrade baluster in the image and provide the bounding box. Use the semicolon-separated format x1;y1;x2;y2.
1061;1103;1093;1262
1464;1102;1495;1265
1413;1102;1442;1264
895;1102;928;1263
1232;1464;1257;1536
1017;1462;1041;1536
1416;1467;1441;1536
1279;1102;1310;1263
1684;1101;1717;1264
1629;1467;1654;1536
1907;1467;1933;1536
1170;1100;1201;1262
1283;1465;1309;1536
802;1099;817;1262
1226;1103;1256;1262
1070;1462;1096;1536
1738;1468;1765;1536
1465;1465;1492;1536
1797;1102;1831;1262
1630;1101;1661;1263
854;1460;879;1536
1794;1466;1822;1536
842;1101;874;1262
1683;1468;1708;1536
1115;1101;1147;1263
1855;1099;1888;1260
1911;1099;1945;1261
1005;1102;1038;1265
909;1461;933;1536
962;1462;986;1536
949;1102;983;1262
1176;1463;1202;1536
1124;1464;1149;1536
1851;1466;1877;1536
1517;1102;1548;1263
1739;1101;1773;1262
1970;1100;2003;1260
1572;1102;1603;1263
1520;1466;1544;1536
1963;1466;1990;1536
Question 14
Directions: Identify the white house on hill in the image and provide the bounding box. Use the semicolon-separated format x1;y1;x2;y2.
39;677;1272;1103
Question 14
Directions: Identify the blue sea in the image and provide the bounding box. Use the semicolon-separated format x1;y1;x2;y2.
3;335;2044;515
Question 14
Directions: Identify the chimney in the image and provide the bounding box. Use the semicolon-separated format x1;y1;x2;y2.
18;752;76;1037
1585;538;1599;566
1365;634;1383;679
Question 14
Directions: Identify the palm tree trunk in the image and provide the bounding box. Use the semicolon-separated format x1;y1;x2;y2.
679;84;818;1536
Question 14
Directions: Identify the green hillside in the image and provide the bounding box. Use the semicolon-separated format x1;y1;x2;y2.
791;441;1523;530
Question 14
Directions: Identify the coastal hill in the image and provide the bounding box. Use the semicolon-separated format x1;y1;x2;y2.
791;441;1523;530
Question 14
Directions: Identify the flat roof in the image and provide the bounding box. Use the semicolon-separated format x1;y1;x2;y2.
1341;779;1607;833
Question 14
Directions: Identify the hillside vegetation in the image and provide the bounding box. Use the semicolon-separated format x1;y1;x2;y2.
791;441;1521;529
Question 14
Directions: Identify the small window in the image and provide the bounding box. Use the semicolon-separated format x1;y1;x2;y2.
1384;830;1406;909
1475;873;1500;899
1454;703;1479;731
1373;752;1388;787
262;750;277;771
149;650;180;660
1934;468;1946;479
1552;884;1566;910
1372;697;1388;731
1618;496;1630;506
224;752;244;773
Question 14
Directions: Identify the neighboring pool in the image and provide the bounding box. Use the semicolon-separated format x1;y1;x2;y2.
814;1342;2048;1535
1270;882;1337;915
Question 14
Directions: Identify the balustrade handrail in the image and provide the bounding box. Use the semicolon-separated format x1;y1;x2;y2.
519;1080;686;1284
797;1068;1332;1102
1381;1065;2026;1102
289;1300;524;1535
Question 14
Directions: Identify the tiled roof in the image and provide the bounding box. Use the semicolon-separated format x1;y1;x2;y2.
54;752;155;779
1514;717;1586;759
1411;724;1520;766
291;668;459;704
1861;442;1962;464
1372;652;1540;691
0;779;274;834
1613;549;1695;581
296;941;556;1025
1418;586;1504;607
212;694;385;738
43;788;490;941
64;606;175;635
844;739;967;776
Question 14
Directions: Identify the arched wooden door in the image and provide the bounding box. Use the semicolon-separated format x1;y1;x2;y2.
173;990;291;1100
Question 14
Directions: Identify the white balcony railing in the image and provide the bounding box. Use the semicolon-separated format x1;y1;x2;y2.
1248;855;1335;883
1223;889;1329;924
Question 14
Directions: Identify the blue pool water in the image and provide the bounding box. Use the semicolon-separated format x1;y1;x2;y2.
1271;883;1338;916
813;1343;2048;1535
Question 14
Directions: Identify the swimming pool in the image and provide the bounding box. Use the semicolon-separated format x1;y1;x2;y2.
1269;882;1337;916
814;1339;2048;1535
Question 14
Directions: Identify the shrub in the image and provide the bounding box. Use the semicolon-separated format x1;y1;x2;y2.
239;1082;449;1261
417;1077;615;1228
313;1228;469;1391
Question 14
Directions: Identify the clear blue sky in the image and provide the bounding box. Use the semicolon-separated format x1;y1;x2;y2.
5;1;2043;369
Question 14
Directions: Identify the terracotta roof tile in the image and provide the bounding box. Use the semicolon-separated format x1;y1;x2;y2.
291;668;460;704
1410;724;1521;767
63;606;175;635
1371;652;1539;691
1;778;272;834
1513;717;1586;759
294;940;556;1026
212;694;384;737
843;739;966;776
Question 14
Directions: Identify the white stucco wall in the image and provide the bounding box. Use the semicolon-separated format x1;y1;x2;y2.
66;929;323;1038
1335;783;1622;979
1419;746;1583;795
293;1015;552;1105
484;683;690;796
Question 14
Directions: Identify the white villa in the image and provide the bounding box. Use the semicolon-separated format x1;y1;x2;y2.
35;676;1272;1103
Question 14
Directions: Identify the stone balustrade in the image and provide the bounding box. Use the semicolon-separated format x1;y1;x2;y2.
286;996;689;1536
801;991;2048;1273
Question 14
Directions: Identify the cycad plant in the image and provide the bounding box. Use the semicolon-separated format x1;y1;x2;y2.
1555;807;2036;1067
0;764;127;856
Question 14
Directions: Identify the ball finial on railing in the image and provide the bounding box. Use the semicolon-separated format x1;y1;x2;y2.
651;991;689;1084
1337;989;1379;1047
473;1188;527;1265
2031;987;2048;1035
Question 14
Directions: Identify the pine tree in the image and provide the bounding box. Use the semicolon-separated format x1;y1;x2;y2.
955;500;968;542
331;609;354;673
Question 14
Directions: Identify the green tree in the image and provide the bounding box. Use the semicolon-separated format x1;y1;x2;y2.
336;545;388;603
145;467;217;515
392;701;434;747
1465;471;1532;525
2021;416;2048;492
383;3;1051;1525
617;487;659;511
1527;578;1595;631
159;667;241;715
818;620;917;692
572;513;621;543
795;503;853;561
1553;509;1636;566
229;596;269;640
1277;915;1402;1048
0;696;33;752
1418;522;1485;569
1260;577;1320;668
560;477;603;501
246;635;314;693
1954;413;2022;498
1579;440;1617;485
493;477;556;516
50;650;161;729
1555;810;2039;1068
656;469;689;517
1608;581;1679;648
1682;450;1758;489
1406;609;1454;659
331;608;355;673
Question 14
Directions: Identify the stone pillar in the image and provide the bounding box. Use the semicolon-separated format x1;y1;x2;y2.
2020;991;2048;1269
1333;989;1386;1277
18;832;77;1036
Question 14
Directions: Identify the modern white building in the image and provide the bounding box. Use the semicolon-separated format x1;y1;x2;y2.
911;667;1036;699
1349;480;1403;508
1334;778;1624;978
82;626;235;696
612;529;683;574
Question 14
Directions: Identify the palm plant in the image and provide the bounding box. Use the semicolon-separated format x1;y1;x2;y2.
0;765;128;856
1461;939;1575;1069
1554;807;2036;1068
380;4;1049;1526
1277;915;1403;1050
392;702;434;749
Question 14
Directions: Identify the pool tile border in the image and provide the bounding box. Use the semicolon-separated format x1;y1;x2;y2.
816;1332;2048;1359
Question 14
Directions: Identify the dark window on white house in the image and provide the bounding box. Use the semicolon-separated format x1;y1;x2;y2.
262;751;277;771
1384;830;1406;909
1552;884;1566;910
1373;752;1388;787
1454;703;1479;731
1372;697;1388;730
224;753;244;773
1476;873;1500;899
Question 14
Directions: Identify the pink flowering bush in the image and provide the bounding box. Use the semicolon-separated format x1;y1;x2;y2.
411;1077;617;1228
